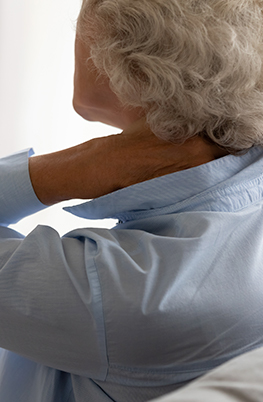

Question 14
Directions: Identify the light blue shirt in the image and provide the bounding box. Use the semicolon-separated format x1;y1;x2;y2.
1;147;263;401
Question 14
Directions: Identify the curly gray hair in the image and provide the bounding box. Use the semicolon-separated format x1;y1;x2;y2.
77;0;263;153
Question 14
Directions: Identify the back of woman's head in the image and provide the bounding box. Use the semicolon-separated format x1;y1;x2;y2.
78;0;263;153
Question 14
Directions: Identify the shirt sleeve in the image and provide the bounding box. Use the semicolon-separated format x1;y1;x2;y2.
0;151;108;380
0;149;47;226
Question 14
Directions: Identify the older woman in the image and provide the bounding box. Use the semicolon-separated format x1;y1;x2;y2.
0;1;263;401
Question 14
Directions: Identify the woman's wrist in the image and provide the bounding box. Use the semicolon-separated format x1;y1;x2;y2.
28;137;120;205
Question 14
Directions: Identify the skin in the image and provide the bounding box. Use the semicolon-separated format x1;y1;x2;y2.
73;35;143;129
29;35;228;206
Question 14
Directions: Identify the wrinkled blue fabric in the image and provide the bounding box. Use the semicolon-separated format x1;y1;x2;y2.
0;147;263;401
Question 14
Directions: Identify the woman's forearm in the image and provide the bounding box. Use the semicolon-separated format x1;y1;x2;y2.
28;118;228;206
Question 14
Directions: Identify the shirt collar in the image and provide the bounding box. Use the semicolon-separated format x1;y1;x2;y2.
64;147;263;222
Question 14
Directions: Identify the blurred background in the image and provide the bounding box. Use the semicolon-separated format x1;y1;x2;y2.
0;0;119;235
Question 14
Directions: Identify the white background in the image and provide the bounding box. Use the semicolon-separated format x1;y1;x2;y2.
0;0;119;235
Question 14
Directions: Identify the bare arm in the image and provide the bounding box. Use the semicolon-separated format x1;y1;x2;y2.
29;119;228;205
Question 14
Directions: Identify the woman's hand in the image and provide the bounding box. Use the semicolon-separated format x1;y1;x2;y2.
29;118;227;205
28;118;158;205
